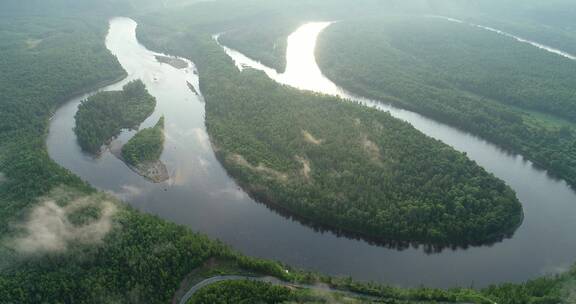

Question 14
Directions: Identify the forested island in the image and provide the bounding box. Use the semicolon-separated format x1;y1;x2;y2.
74;80;156;154
186;81;199;95
155;55;188;69
139;14;522;246
316;16;576;189
121;116;168;182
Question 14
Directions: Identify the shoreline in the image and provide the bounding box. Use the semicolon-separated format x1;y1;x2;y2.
210;143;522;251
109;140;169;183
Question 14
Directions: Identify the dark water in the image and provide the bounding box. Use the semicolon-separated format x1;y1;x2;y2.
47;17;576;288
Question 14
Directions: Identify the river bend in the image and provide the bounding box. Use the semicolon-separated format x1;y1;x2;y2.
47;17;576;288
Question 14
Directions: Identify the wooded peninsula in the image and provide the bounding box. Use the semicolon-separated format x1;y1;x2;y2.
139;14;523;246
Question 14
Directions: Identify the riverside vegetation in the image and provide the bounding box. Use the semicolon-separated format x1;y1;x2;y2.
74;79;156;154
0;0;574;303
187;280;298;304
186;280;377;304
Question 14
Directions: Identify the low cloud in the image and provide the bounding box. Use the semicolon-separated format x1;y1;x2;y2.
6;194;117;254
196;155;211;173
108;184;146;200
192;128;211;151
168;125;211;151
209;182;246;201
540;263;572;276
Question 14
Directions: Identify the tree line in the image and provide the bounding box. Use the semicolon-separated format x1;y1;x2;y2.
316;16;576;189
122;116;165;166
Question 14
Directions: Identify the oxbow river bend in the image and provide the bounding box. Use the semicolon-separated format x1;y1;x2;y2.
47;17;576;288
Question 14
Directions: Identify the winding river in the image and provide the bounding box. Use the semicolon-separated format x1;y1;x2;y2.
47;17;576;288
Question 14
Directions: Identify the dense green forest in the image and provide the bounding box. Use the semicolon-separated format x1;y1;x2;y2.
481;267;576;304
186;280;379;304
315;16;576;189
320;16;576;122
441;0;576;56
0;5;126;234
136;2;576;301
138;10;523;246
74;80;156;153
0;187;288;303
0;0;574;303
122;116;165;166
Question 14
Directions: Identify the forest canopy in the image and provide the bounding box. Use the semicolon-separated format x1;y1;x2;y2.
316;16;576;189
122;116;165;166
74;80;156;154
138;16;523;246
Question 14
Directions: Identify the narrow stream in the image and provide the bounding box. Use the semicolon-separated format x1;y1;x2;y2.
431;16;576;60
47;17;576;288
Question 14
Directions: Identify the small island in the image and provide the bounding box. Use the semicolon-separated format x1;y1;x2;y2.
186;81;199;95
121;117;168;183
155;55;188;69
74;80;156;154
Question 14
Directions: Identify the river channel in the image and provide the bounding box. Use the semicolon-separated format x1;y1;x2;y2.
47;17;576;288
